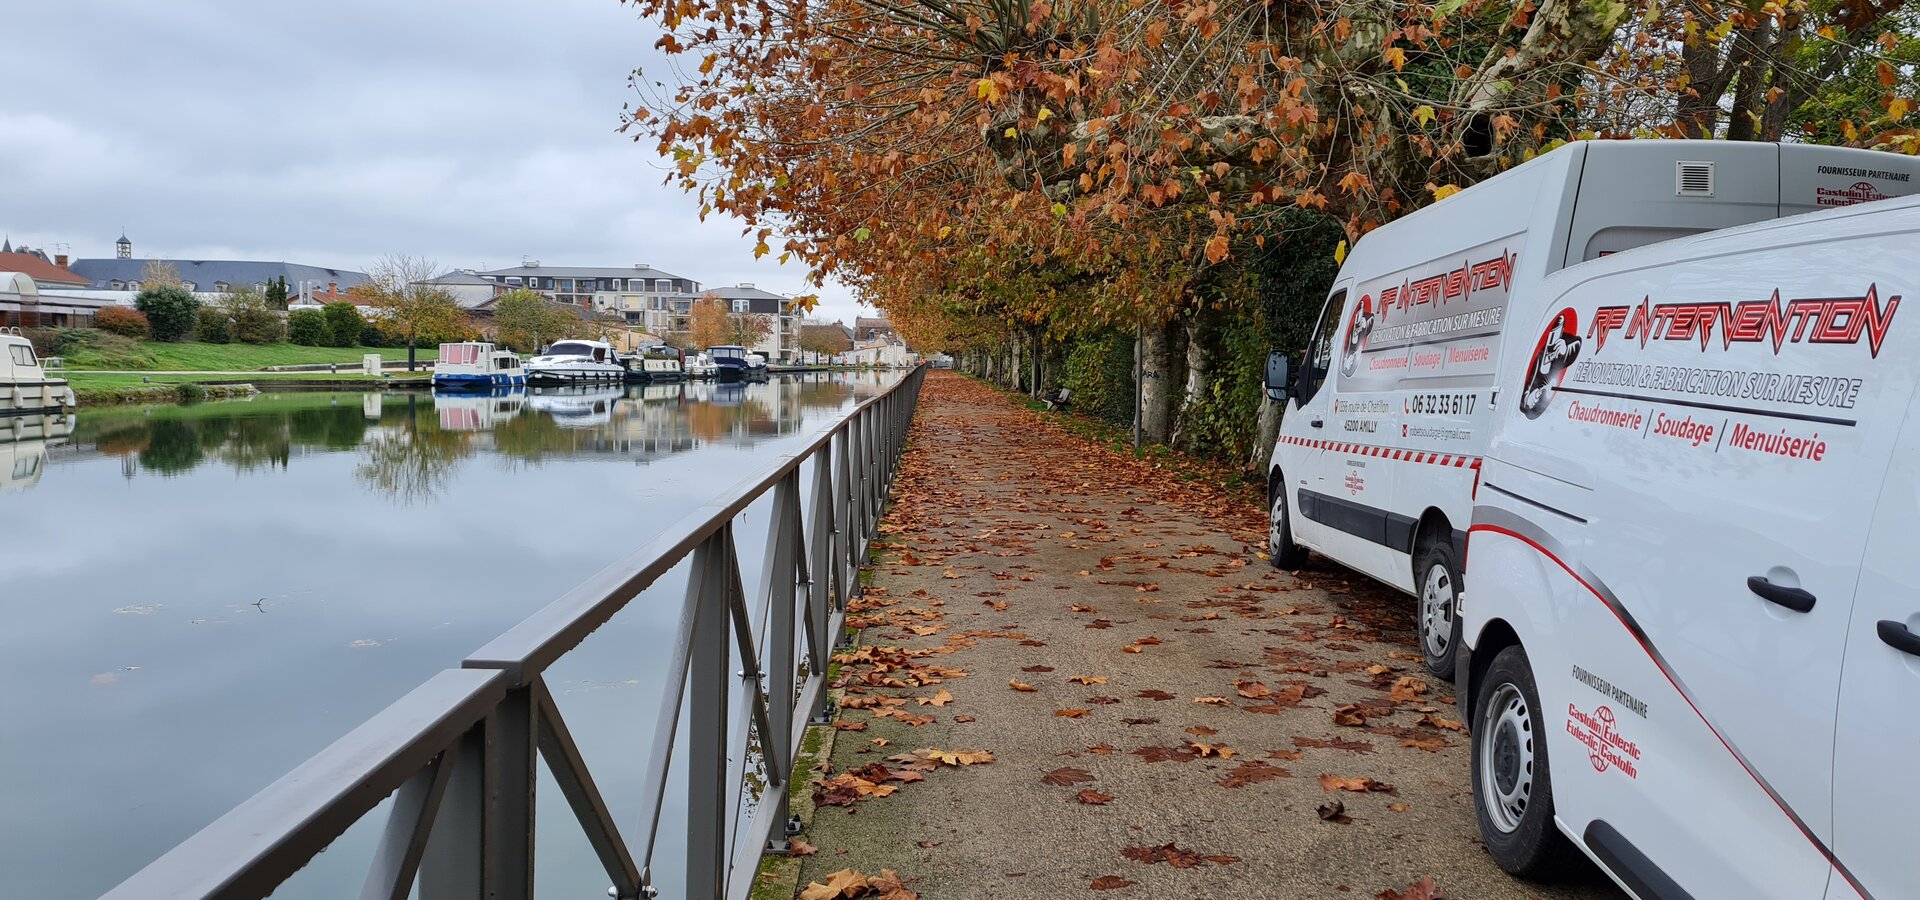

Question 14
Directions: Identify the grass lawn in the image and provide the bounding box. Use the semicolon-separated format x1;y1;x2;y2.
64;371;431;389
64;340;437;371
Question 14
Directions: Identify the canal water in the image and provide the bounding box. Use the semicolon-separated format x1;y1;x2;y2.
0;373;900;899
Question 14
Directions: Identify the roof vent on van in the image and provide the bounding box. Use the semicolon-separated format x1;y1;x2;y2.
1676;161;1715;198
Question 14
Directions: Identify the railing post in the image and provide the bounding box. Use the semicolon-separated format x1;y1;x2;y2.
763;472;800;851
487;686;537;900
835;427;857;609
685;530;731;899
418;724;487;899
808;448;839;723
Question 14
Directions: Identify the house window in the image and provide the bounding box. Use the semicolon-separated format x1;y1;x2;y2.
733;299;748;313
557;278;574;292
181;281;196;291
214;282;230;292
127;280;142;291
254;282;267;292
110;280;125;290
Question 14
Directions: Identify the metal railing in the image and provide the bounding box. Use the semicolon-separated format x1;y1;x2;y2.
104;364;929;900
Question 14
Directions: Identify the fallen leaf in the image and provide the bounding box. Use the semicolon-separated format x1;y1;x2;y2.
1021;665;1055;673
1184;725;1219;736
1417;713;1466;732
1056;708;1091;718
1009;680;1037;692
1234;681;1272;699
1068;674;1108;685
1121;842;1215;868
1318;774;1397;794
1401;735;1447;752
917;689;953;707
832;720;867;731
1316;799;1352;824
1332;705;1369;726
1076;788;1115;805
1070;604;1097;613
953;715;976;723
800;868;869;900
1218;760;1293;788
1090;875;1134;889
1295;736;1375;753
789;839;819;857
1187;741;1235;759
1137;689;1175;701
1195;696;1232;706
1043;766;1096;786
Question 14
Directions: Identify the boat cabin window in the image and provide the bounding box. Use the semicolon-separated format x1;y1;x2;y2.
548;341;598;357
11;345;35;366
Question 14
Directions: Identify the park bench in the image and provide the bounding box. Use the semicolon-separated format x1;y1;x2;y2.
1043;387;1071;412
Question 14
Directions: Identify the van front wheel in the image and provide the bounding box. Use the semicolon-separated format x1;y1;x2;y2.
1268;477;1306;570
1414;537;1462;680
1472;645;1578;878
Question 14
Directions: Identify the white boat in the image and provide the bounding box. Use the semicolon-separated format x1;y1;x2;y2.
1;412;74;493
432;387;527;431
432;342;526;390
1;329;76;415
525;339;628;385
746;352;769;373
526;384;622;428
635;345;687;381
686;352;719;378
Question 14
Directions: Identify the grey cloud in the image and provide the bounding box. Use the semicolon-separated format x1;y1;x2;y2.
1;0;869;323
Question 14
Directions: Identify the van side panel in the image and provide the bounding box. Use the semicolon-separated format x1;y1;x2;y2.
1780;144;1920;216
1473;201;1920;897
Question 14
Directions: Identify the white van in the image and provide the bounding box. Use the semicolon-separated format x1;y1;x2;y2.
1263;140;1920;679
1457;193;1920;900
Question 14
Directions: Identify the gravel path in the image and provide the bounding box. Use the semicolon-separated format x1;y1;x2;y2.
795;371;1623;900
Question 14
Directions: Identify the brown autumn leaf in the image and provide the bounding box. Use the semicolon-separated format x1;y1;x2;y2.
1087;743;1117;755
1121;843;1211;868
1388;676;1431;703
1137;689;1176;701
1009;680;1037;692
1087;695;1121;705
1267;749;1305;760
1186;741;1235;759
1377;876;1445;900
1194;696;1232;706
1076;788;1115;805
1042;766;1096;786
1067;674;1108;684
912;747;995;766
1401;735;1448;752
905;624;941;636
832;720;868;731
1021;665;1055;673
953;714;976;723
1417;713;1467;732
1123;635;1163;653
1234;680;1272;699
1184;725;1219;736
1090;876;1134;890
1318;774;1397;794
1070;604;1097;613
1056;708;1091;718
788;838;819;857
800;868;869;900
1132;745;1199;763
1218;760;1293;788
917;689;953;707
1332;705;1369;726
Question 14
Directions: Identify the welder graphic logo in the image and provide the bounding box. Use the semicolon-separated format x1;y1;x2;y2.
1520;309;1581;420
1340;294;1375;379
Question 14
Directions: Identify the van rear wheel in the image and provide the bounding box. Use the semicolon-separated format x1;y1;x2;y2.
1414;536;1462;680
1268;476;1305;570
1472;644;1578;878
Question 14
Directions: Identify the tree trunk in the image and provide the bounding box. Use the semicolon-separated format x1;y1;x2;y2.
1171;306;1219;452
1248;397;1283;477
1140;319;1174;445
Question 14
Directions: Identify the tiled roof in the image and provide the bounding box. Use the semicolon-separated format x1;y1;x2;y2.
0;252;90;287
478;264;692;281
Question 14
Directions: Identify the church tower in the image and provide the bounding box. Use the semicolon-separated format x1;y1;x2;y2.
116;232;132;259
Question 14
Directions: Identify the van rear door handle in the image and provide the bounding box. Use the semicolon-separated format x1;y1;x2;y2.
1310;418;1324;428
1878;620;1920;657
1747;576;1815;613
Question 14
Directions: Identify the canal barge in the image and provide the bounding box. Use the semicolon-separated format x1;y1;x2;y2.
633;345;686;382
1;329;76;415
526;339;628;385
432;342;526;390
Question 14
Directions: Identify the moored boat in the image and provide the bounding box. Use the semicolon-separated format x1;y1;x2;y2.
685;352;718;379
707;345;752;382
432;342;526;389
634;344;686;382
1;329;76;415
526;339;627;385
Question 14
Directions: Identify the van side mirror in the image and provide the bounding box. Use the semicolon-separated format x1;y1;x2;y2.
1264;350;1291;402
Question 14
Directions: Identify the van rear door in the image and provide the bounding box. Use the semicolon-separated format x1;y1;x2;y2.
1829;385;1920;900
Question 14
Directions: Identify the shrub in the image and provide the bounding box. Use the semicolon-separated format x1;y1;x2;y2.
322;302;365;347
230;305;284;344
196;309;232;344
58;331;158;369
95;306;151;339
176;383;208;403
134;285;200;342
288;309;327;346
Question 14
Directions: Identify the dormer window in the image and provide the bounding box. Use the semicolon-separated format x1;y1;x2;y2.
110;280;125;290
181;281;196;291
127;280;142;291
214;282;230;292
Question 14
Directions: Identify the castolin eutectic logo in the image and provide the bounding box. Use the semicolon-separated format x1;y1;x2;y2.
1340;294;1376;378
1520;309;1582;420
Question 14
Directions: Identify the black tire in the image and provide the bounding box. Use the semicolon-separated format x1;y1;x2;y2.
1414;534;1463;680
1471;644;1579;879
1268;474;1306;570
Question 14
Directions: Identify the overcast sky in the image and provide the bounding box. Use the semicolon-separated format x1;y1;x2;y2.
0;0;872;325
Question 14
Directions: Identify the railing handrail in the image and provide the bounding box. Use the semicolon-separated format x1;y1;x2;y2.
103;365;930;900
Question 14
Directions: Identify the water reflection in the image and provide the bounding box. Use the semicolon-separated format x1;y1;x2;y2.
0;412;75;492
45;374;867;501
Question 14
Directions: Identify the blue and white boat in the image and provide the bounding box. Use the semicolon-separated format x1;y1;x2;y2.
432;342;526;389
707;345;754;382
